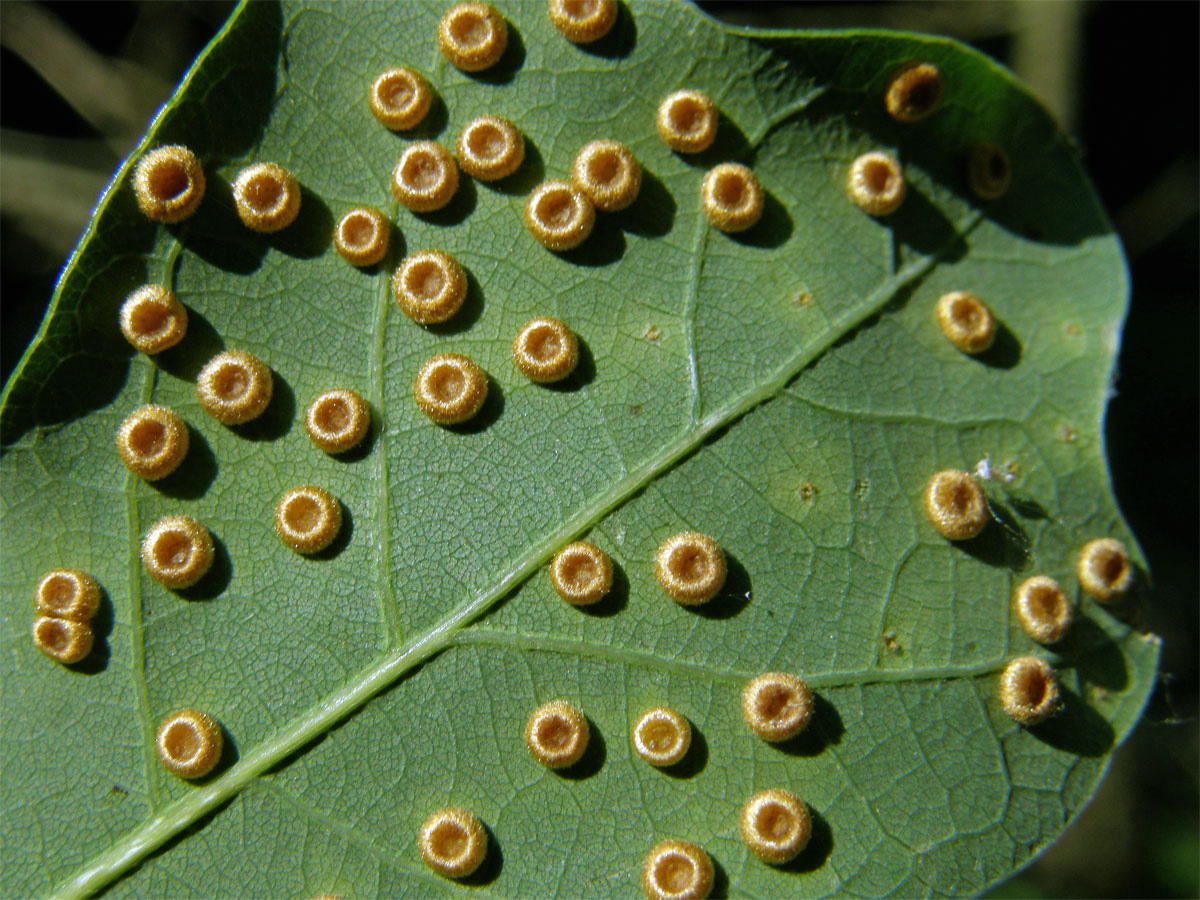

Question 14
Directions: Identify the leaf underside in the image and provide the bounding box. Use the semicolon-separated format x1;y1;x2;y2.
0;2;1157;898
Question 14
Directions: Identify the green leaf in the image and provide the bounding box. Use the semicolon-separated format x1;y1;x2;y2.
0;1;1159;897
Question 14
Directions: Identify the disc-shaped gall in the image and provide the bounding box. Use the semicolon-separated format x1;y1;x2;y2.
550;541;612;605
141;515;215;590
156;708;224;779
276;486;343;555
120;284;188;355
524;180;595;251
999;656;1061;726
117;405;190;481
525;699;590;769
701;163;763;233
232;162;301;232
641;840;714;900
656;90;717;154
457;115;524;182
1014;576;1073;644
847;151;905;217
35;569;101;622
549;0;618;44
32;617;94;665
393;250;467;325
369;67;432;131
654;532;726;605
740;788;812;865
419;807;488;879
133;145;205;224
438;3;507;73
885;62;944;123
632;707;692;767
1077;537;1135;603
392;142;459;213
742;672;814;742
306;389;370;455
512;317;579;383
572;140;641;212
924;469;989;541
334;207;389;267
414;354;488;425
936;291;996;354
967;141;1011;201
196;350;273;426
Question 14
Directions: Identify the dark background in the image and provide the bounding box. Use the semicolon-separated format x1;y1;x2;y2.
1;2;1196;896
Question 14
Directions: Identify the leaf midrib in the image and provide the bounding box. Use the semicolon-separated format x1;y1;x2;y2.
57;201;981;899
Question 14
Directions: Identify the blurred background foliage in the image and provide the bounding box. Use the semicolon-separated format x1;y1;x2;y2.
1;2;1195;896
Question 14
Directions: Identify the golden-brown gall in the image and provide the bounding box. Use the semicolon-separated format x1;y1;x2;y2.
999;656;1061;726
32;617;94;665
334;207;390;267
156;708;224;778
923;469;989;541
197;350;273;426
524;180;595;251
232;162;301;232
276;486;343;555
742;672;814;742
654;532;726;605
119;284;188;355
414;354;488;425
393;250;467;325
936;291;997;354
419;807;488;879
369;67;432;131
132;145;205;224
1013;576;1074;644
739;789;812;864
847;151;906;216
1077;538;1135;602
457;115;525;182
701;163;763;233
512;317;579;383
392;142;459;213
141;515;215;590
35;569;101;622
884;62;944;123
549;0;618;43
967;141;1011;200
525;699;589;769
572;140;641;212
305;389;370;454
438;3;507;72
632;707;692;767
656;90;717;154
117;405;190;481
550;541;612;605
641;841;714;900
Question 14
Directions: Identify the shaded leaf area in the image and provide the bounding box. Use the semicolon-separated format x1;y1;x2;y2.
0;1;1156;898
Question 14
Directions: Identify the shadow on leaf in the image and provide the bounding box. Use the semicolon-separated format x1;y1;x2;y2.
151;425;218;500
773;694;844;757
1059;615;1128;692
177;533;232;601
557;717;605;781
682;553;750;620
232;370;295;442
574;0;636;59
156;307;225;382
1029;686;1114;757
578;559;628;618
67;586;114;675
